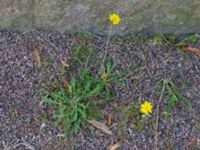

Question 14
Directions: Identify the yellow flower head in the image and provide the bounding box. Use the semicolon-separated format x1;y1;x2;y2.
140;101;153;115
109;13;121;25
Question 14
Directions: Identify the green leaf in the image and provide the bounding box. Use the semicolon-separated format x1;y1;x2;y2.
53;90;65;101
77;103;86;109
78;108;86;119
71;111;78;122
42;95;58;105
68;85;72;95
73;119;81;134
66;117;72;130
86;85;101;97
70;78;76;93
191;37;198;43
54;106;66;126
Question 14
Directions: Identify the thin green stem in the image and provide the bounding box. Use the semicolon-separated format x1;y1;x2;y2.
99;25;112;75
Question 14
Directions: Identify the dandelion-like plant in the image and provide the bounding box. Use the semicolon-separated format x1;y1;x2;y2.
140;101;153;115
100;13;121;75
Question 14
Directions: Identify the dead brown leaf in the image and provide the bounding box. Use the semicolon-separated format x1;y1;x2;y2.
61;60;69;68
107;114;112;126
100;72;107;80
187;136;196;147
100;70;113;81
112;102;119;108
87;120;112;135
181;47;200;58
130;124;137;129
64;80;69;96
32;48;41;67
110;142;121;150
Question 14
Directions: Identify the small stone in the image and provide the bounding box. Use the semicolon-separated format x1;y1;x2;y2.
40;123;46;130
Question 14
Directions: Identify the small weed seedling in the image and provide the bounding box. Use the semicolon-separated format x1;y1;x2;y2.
165;80;192;115
157;79;192;116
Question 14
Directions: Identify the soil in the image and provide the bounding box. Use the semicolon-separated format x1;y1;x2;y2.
0;29;200;150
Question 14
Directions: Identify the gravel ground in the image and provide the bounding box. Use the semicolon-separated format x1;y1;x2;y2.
0;29;200;150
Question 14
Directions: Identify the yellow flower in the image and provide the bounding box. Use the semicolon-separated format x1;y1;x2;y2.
109;13;121;25
140;101;153;115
